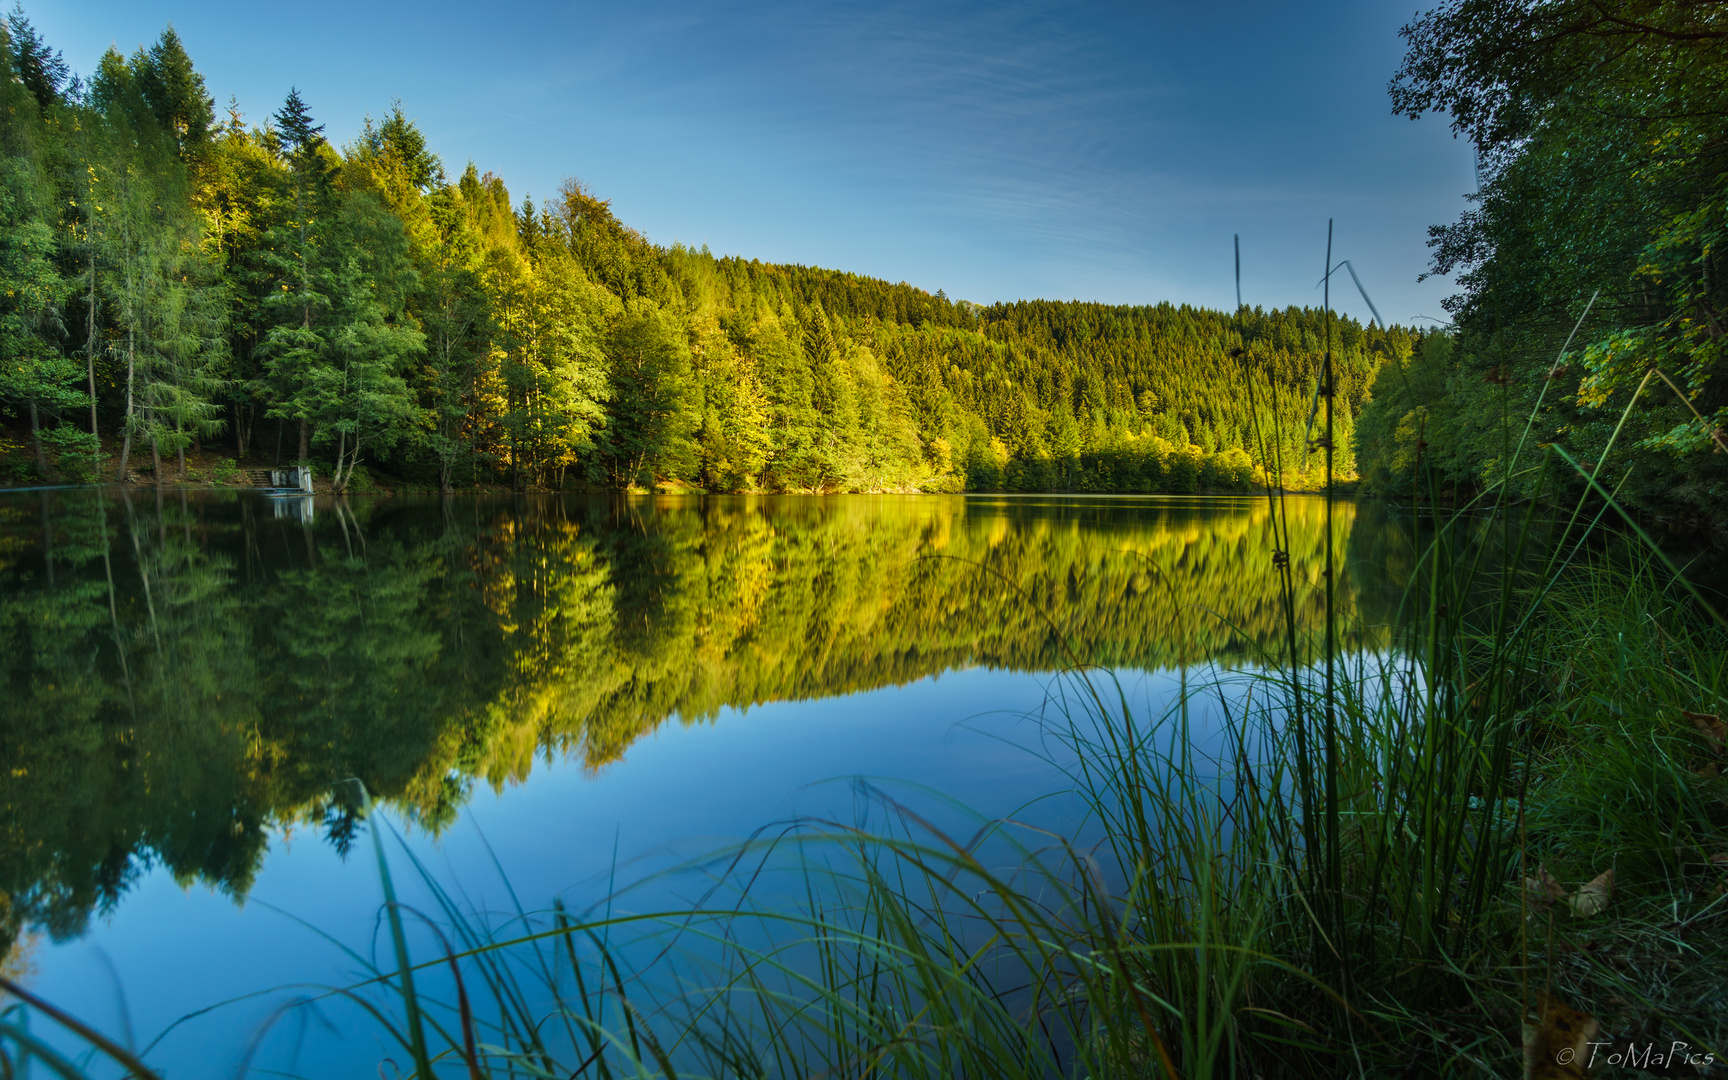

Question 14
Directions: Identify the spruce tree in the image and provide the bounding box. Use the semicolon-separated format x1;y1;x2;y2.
4;6;67;110
273;87;324;159
136;28;214;158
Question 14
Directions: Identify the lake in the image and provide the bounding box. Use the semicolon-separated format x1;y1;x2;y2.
0;490;1411;1076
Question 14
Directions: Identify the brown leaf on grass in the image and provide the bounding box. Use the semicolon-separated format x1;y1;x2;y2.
1525;866;1567;909
1697;762;1721;780
1524;991;1599;1080
1568;869;1614;918
1684;710;1726;755
1709;852;1728;870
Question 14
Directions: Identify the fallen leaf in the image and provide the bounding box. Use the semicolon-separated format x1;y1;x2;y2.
1709;852;1728;869
1684;710;1726;755
1697;762;1721;780
1525;866;1566;908
1568;868;1614;917
1524;990;1598;1080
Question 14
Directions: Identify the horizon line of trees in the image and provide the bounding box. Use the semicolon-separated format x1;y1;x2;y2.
0;10;1419;497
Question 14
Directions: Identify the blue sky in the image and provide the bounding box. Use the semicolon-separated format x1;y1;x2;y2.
30;0;1473;326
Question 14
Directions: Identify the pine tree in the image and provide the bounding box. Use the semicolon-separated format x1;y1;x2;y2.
0;16;82;475
259;88;336;462
418;167;495;491
273;87;324;159
135;28;214;159
4;7;66;110
0;159;80;475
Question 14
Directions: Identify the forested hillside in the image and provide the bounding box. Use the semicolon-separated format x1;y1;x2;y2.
1356;0;1728;530
0;13;1415;495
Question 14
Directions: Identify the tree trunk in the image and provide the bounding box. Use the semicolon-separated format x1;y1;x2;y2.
298;419;309;463
333;429;347;493
87;253;99;444
150;437;162;486
177;444;187;480
28;401;47;475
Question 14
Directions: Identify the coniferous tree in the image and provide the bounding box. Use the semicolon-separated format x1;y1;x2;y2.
258;87;334;464
591;302;692;489
264;190;422;491
4;8;67;111
0;160;80;474
417;165;495;491
135;27;214;160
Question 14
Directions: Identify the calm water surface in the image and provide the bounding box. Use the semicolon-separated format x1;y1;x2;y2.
0;490;1414;1075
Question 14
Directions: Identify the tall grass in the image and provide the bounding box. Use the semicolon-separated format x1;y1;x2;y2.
6;320;1725;1079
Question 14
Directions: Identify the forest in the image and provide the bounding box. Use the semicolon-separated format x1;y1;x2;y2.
1352;0;1728;531
0;12;1416;497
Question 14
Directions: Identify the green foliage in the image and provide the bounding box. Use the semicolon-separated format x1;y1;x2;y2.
210;456;241;484
291;191;424;492
590;302;690;488
0;26;81;477
73;39;229;483
1368;0;1728;521
0;156;78;472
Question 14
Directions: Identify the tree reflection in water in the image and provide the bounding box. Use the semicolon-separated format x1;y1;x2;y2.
0;490;1409;947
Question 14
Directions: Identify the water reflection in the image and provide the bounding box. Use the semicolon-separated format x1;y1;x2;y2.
268;494;315;522
0;491;1410;946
